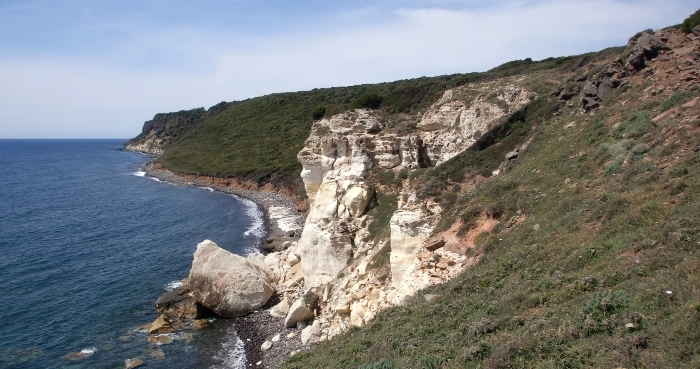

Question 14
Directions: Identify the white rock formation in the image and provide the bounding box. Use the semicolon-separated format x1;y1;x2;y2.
188;240;274;317
276;79;534;344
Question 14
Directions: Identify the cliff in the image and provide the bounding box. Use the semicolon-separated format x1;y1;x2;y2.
130;16;700;369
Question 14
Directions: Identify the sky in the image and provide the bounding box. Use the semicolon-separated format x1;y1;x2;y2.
0;0;697;138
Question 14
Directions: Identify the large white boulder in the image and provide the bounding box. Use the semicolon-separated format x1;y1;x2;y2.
188;240;274;317
342;185;374;218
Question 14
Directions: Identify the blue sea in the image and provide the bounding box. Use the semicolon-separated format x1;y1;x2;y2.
0;139;262;369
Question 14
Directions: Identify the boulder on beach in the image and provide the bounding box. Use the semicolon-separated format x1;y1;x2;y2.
188;240;274;317
284;296;316;328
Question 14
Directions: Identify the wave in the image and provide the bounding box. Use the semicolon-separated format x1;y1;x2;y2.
210;325;246;369
132;171;146;177
240;197;265;241
165;280;183;291
198;186;215;193
80;347;97;356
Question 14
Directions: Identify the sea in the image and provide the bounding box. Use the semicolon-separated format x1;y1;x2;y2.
0;139;263;369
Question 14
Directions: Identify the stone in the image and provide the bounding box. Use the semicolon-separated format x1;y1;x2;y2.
155;288;202;322
284;298;315;328
149;349;165;359
301;321;322;345
271;333;281;342
188;240;274;317
270;298;291;318
192;319;211;329
147;315;175;334
287;253;300;266
627;31;670;70
424;294;438;302
261;340;273;351
506;148;519;160
124;358;144;369
342;185;375;218
424;236;446;251
287;332;296;339
148;335;174;345
682;99;697;109
693;25;700;37
350;304;366;327
334;303;351;314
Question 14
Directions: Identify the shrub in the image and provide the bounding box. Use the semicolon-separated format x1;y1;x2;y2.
311;105;326;119
661;91;690;111
614;111;651;139
680;9;700;33
353;93;383;109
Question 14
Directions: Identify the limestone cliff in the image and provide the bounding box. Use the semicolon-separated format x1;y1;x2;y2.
261;78;534;343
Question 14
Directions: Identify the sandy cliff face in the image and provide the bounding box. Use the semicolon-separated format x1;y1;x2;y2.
283;80;533;342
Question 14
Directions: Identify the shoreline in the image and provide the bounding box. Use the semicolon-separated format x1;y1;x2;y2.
139;160;310;368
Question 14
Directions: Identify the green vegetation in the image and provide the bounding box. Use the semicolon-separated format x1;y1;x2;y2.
311;105;327;119
135;54;582;185
283;60;700;367
661;91;693;111
681;8;700;33
365;191;399;243
352;93;383;109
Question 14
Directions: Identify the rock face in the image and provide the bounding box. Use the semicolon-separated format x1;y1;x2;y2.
188;240;274;317
389;196;439;290
125;108;206;155
296;82;532;289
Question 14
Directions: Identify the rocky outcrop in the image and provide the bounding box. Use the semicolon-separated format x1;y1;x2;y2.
125;108;206;155
275;78;536;345
627;30;671;70
154;284;203;321
188;240;274;317
296;81;532;290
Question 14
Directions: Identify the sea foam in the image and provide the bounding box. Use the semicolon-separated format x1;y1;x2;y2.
210;325;246;369
132;171;146;177
240;197;265;240
165;280;183;291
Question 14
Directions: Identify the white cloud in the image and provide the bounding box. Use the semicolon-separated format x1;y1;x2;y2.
0;0;695;138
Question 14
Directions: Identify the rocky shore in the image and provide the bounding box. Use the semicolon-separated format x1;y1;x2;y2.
140;160;310;368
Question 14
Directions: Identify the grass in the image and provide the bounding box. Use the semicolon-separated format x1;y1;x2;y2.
282;68;700;368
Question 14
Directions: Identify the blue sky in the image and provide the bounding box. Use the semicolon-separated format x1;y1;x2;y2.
0;0;697;138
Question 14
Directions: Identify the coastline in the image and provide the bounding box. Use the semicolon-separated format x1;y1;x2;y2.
140;160;310;368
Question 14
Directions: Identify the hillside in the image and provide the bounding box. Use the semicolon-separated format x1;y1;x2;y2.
126;55;584;188
280;23;700;369
127;11;700;369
